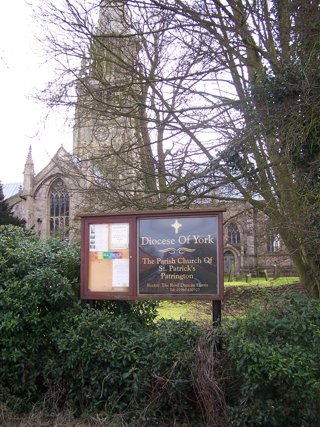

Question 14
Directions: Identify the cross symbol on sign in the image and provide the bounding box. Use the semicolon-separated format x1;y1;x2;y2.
171;219;182;234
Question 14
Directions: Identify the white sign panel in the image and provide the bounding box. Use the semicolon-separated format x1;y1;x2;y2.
110;223;129;249
89;224;109;252
112;259;130;287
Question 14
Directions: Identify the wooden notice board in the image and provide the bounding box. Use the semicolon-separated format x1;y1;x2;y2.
80;209;225;301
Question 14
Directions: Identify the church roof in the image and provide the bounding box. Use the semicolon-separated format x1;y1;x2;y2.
2;183;22;199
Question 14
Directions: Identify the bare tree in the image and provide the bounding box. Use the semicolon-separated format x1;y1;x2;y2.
119;0;320;298
32;0;320;297
32;0;221;211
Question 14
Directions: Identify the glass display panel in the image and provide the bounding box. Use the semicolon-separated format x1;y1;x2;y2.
138;216;218;296
88;222;130;293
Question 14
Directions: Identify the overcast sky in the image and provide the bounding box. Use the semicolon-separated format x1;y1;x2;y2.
0;0;73;184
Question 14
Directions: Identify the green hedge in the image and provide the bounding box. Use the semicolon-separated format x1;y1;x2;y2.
0;225;201;424
46;313;200;422
226;293;320;426
2;225;320;426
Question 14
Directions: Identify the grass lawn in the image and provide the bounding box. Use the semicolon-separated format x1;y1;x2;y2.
224;276;300;287
156;277;302;323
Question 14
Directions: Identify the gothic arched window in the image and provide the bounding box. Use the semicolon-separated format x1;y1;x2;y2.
267;232;281;253
49;179;69;238
227;222;241;245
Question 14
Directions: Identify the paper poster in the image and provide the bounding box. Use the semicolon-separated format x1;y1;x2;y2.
110;223;129;249
112;258;129;287
89;224;109;252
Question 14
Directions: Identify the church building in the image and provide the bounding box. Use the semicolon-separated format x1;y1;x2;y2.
4;143;296;278
3;1;296;278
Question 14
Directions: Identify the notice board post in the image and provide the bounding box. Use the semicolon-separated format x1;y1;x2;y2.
80;209;225;316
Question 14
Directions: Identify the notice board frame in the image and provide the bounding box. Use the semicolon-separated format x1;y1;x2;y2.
80;209;225;301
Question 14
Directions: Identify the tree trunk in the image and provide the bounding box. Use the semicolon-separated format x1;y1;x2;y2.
289;245;320;299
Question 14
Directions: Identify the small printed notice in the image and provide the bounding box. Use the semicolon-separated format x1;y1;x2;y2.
89;224;109;251
112;259;129;287
110;223;129;249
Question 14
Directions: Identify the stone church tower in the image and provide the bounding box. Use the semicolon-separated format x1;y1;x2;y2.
72;0;141;212
73;0;137;158
8;1;140;239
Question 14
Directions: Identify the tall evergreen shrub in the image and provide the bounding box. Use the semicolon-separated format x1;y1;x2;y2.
0;184;25;226
226;293;320;426
0;225;201;424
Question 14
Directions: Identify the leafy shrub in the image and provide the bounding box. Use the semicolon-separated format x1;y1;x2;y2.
226;293;320;426
146;319;201;421
0;226;81;407
0;225;201;424
94;299;160;326
46;312;200;423
0;225;80;286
